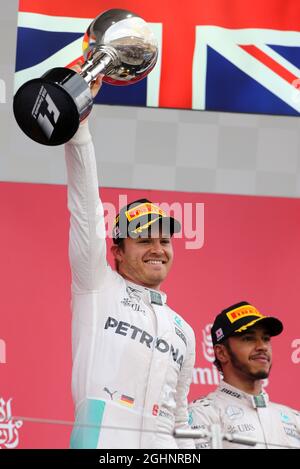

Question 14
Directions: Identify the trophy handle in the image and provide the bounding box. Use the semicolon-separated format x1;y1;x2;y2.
80;46;118;83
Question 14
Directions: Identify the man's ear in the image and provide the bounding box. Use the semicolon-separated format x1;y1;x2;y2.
214;343;229;367
110;244;123;262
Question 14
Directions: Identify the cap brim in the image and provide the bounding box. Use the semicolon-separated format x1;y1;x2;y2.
234;316;283;336
129;215;181;237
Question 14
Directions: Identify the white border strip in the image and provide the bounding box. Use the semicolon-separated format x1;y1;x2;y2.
17;12;91;32
255;43;300;77
192;36;207;110
146;23;162;108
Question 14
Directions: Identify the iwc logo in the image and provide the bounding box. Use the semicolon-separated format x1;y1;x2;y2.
225;405;244;420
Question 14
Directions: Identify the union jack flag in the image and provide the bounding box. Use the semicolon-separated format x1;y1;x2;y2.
15;0;300;115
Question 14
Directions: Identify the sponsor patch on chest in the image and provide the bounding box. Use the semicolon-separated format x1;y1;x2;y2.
121;297;145;314
104;316;185;369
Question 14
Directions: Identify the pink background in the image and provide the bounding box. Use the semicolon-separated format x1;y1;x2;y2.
1;181;300;448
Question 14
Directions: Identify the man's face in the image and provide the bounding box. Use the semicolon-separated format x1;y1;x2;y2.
224;325;273;380
114;234;174;289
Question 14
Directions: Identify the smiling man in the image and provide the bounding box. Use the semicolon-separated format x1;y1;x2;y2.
111;198;180;289
65;75;195;449
188;302;300;449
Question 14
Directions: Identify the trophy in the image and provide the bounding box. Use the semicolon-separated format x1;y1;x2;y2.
13;9;158;146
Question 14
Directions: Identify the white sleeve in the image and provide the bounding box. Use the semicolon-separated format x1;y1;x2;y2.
64;122;108;293
174;327;196;449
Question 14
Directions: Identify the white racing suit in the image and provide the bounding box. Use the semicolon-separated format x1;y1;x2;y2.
65;123;196;449
188;380;300;449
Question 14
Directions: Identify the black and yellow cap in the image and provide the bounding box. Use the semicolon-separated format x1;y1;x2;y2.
211;301;283;346
112;198;181;244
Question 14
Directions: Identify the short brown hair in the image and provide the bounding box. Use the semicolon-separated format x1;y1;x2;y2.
114;239;125;272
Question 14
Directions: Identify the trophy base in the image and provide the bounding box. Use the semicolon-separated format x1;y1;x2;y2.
13;68;93;146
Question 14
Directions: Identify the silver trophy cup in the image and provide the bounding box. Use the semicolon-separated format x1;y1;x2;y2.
13;9;158;145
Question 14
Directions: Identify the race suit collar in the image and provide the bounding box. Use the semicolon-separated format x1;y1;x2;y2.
125;280;167;305
218;380;270;408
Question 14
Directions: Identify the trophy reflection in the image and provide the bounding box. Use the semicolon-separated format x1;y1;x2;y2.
13;9;158;146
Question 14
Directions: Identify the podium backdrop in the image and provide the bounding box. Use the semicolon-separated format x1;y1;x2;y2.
1;182;300;448
1;0;300;451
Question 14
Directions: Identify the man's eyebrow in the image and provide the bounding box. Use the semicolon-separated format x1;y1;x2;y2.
239;329;257;336
240;328;270;336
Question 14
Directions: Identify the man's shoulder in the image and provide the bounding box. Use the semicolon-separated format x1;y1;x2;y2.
270;400;300;418
189;387;218;411
71;265;123;296
189;395;214;408
188;391;219;427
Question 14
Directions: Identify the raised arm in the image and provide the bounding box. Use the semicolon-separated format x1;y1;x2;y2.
64;73;108;293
